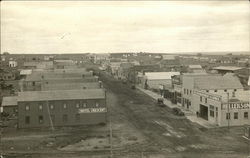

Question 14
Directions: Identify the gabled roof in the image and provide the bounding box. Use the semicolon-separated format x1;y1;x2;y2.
213;66;243;71
41;82;100;91
109;62;122;67
18;89;105;102
192;69;206;73
25;71;93;81
24;61;53;66
20;69;32;75
2;96;18;106
188;65;202;69
194;75;243;90
54;59;74;63
145;72;180;80
162;55;176;60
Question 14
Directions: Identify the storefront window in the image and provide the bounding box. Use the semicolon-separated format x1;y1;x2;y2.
209;105;214;117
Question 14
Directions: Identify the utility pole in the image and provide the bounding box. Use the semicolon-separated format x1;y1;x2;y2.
227;92;230;130
109;116;113;158
0;112;2;157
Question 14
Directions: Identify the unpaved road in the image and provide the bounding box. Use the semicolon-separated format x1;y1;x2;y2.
99;71;249;158
1;67;249;158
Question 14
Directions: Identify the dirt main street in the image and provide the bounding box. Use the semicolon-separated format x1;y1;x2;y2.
1;66;249;158
99;70;249;158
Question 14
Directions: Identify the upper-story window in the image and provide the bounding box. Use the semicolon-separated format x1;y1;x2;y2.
50;104;54;110
38;104;43;110
96;102;99;107
205;98;207;103
234;112;238;119
63;103;67;109
244;112;248;119
39;115;44;124
82;102;87;108
76;102;80;108
25;105;30;111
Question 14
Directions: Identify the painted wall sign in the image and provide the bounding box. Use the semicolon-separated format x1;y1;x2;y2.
223;102;250;109
79;108;107;113
194;90;221;101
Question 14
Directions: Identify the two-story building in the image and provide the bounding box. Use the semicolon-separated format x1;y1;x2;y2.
193;89;249;126
181;73;244;110
17;89;107;128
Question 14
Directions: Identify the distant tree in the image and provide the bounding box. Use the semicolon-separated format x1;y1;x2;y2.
245;62;250;67
3;52;10;55
197;53;202;56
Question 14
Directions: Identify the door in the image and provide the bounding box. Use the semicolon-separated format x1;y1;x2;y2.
200;104;208;120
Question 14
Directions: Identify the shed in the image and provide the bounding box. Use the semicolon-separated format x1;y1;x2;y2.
1;96;18;115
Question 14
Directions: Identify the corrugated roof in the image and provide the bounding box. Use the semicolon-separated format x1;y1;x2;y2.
213;66;243;71
194;75;243;90
145;72;180;80
2;96;18;106
18;89;105;102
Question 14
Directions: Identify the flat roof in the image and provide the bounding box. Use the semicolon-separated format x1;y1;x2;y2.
2;96;18;106
18;89;105;102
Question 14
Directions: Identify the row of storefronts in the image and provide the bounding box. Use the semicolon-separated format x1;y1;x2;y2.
160;73;250;127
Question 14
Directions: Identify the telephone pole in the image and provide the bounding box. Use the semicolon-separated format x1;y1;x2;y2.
227;92;230;130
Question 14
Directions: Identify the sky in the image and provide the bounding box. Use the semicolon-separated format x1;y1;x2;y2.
1;1;250;54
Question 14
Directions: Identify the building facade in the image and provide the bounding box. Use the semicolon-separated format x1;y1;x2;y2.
17;89;107;128
193;90;250;126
